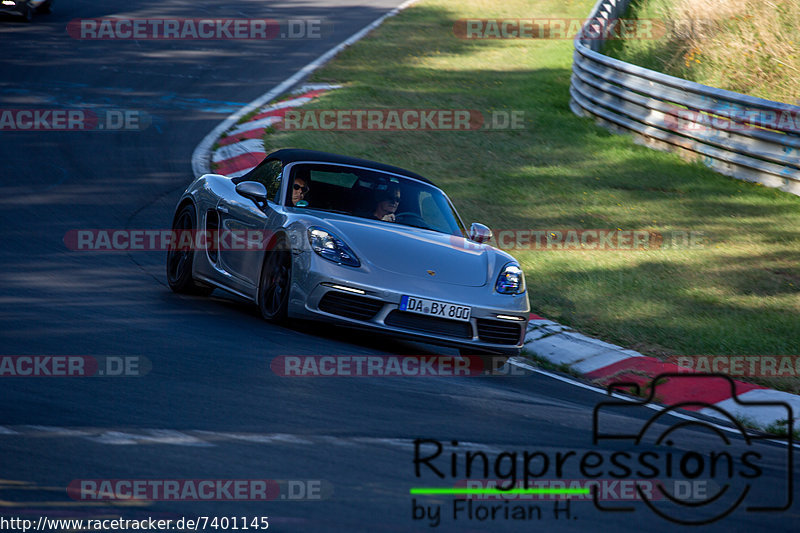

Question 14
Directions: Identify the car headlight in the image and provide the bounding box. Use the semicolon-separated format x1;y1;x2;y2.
496;262;526;294
307;227;360;267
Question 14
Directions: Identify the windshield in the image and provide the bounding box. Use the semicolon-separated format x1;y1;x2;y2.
285;163;466;237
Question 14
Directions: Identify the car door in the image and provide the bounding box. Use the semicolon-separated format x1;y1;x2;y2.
216;160;284;292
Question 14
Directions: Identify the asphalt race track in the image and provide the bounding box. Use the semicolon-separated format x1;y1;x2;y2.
0;1;797;531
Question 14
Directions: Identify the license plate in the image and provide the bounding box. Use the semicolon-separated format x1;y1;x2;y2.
399;295;472;322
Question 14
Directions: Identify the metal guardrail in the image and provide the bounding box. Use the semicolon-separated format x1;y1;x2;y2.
570;0;800;196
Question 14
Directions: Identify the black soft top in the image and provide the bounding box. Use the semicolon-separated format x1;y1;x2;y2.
262;149;434;186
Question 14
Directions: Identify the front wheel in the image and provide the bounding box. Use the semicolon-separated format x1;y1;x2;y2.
166;204;214;296
258;238;291;322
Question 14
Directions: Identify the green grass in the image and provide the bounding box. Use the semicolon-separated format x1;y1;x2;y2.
604;0;800;103
262;0;800;391
763;419;800;440
522;350;583;379
603;0;702;79
236;108;261;125
736;414;800;439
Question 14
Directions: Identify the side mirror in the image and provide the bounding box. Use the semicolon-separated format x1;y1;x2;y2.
235;181;268;204
469;222;492;244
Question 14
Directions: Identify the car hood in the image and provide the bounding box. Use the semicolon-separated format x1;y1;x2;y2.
325;218;491;287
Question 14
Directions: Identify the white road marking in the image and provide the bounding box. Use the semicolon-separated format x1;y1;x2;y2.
23;425;89;436
0;426;502;452
91;431;143;445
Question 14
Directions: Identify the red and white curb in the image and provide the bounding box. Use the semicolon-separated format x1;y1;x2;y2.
210;84;340;178
524;314;799;430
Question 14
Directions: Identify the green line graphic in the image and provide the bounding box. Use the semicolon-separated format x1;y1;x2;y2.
410;487;590;495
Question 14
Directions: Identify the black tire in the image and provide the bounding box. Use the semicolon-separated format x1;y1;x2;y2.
40;0;53;14
166;204;214;295
258;237;291;322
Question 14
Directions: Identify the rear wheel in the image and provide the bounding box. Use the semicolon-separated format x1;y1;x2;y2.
258;237;291;322
166;204;213;296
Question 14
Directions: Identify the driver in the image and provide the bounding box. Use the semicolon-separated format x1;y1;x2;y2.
291;176;310;206
372;184;401;222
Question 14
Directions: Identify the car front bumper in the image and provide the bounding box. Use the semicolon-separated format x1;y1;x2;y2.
287;251;530;354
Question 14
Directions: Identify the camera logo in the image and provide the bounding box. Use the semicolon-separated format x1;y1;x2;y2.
592;373;793;525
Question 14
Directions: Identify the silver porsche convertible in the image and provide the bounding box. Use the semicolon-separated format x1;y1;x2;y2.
167;149;529;355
